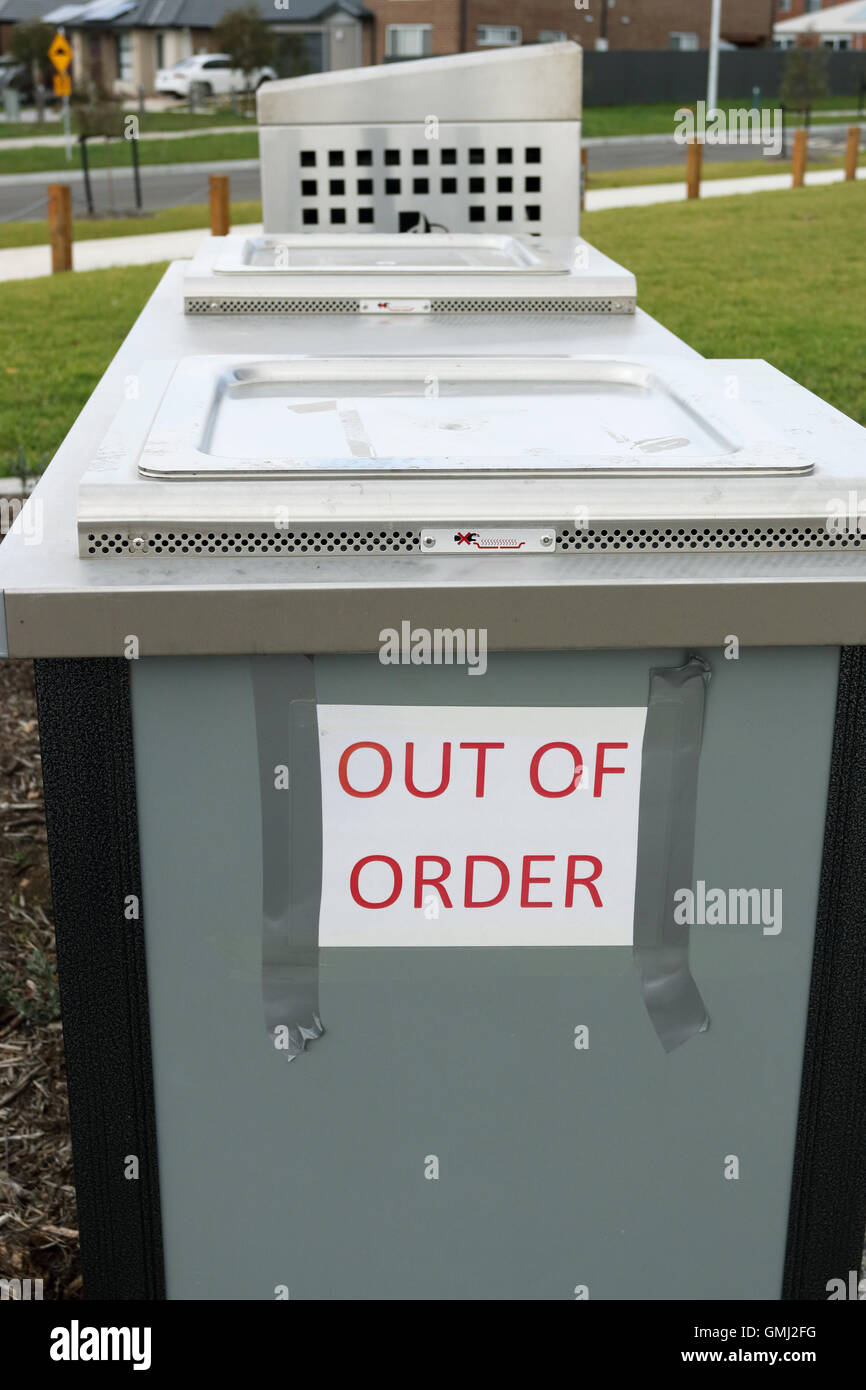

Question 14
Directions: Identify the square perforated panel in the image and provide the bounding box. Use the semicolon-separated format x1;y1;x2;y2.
260;123;581;238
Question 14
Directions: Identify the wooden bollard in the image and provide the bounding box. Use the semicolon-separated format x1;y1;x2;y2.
686;137;703;200
580;147;587;213
792;128;808;188
845;125;861;181
47;183;72;273
209;174;230;236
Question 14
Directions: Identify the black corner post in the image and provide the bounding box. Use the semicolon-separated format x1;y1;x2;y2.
783;646;866;1300
33;659;165;1301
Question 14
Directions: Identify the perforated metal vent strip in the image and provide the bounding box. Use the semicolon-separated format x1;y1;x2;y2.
185;297;361;315
557;525;866;552
430;296;635;314
186;295;636;316
85;529;421;556
86;524;865;558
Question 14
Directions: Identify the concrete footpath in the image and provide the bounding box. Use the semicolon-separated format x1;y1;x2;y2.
0;164;863;282
0;221;263;281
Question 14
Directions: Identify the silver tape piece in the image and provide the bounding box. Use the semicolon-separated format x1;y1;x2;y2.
252;656;324;1061
634;654;712;1053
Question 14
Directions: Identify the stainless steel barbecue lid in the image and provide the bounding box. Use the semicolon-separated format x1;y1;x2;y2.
134;355;813;481
213;234;568;275
182;234;637;313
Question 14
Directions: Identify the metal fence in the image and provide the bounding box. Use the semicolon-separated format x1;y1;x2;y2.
583;50;866;106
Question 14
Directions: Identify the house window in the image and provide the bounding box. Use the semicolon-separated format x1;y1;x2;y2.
117;32;133;82
538;30;566;43
804;0;821;12
822;35;851;50
477;26;522;47
385;24;432;59
669;32;699;51
156;33;165;69
778;0;792;11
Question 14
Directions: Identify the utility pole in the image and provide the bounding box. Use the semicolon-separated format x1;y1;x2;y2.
708;0;722;112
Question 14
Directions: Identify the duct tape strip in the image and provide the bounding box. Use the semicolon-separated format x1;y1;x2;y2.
252;656;324;1061
634;654;712;1053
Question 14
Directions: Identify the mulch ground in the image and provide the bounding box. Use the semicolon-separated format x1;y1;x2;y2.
0;658;81;1299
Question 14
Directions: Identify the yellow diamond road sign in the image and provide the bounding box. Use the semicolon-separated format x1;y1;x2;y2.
49;33;73;74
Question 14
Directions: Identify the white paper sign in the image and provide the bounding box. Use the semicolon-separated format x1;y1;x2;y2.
316;704;647;948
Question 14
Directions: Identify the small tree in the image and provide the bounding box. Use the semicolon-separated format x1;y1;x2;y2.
72;82;124;215
277;33;313;80
10;19;54;89
779;46;830;125
214;2;277;96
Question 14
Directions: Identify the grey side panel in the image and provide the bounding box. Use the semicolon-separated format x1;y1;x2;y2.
131;649;839;1300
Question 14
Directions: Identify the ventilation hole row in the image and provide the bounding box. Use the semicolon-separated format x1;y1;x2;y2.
430;297;629;314
302;177;542;197
185;298;361;315
300;147;543;169
300;206;542;226
86;531;420;556
557;527;866;552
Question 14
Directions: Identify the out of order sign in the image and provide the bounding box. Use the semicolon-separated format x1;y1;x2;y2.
317;704;647;947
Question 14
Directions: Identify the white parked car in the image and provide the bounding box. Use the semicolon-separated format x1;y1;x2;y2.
156;54;277;99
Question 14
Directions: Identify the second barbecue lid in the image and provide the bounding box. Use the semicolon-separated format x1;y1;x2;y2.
212;233;568;274
134;355;814;481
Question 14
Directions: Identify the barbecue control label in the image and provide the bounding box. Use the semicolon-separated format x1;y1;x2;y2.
420;528;556;553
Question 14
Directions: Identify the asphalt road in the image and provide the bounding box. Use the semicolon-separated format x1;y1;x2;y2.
0;126;858;220
0;158;263;221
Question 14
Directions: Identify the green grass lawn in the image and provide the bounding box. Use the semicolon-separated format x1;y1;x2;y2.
582;97;865;139
0;261;166;473
583;181;866;428
0;181;863;475
0;200;262;250
0;128;258;176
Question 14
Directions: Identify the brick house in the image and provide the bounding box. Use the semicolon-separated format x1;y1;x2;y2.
1;0;857;92
361;1;769;62
0;1;373;92
361;1;859;64
775;0;866;50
